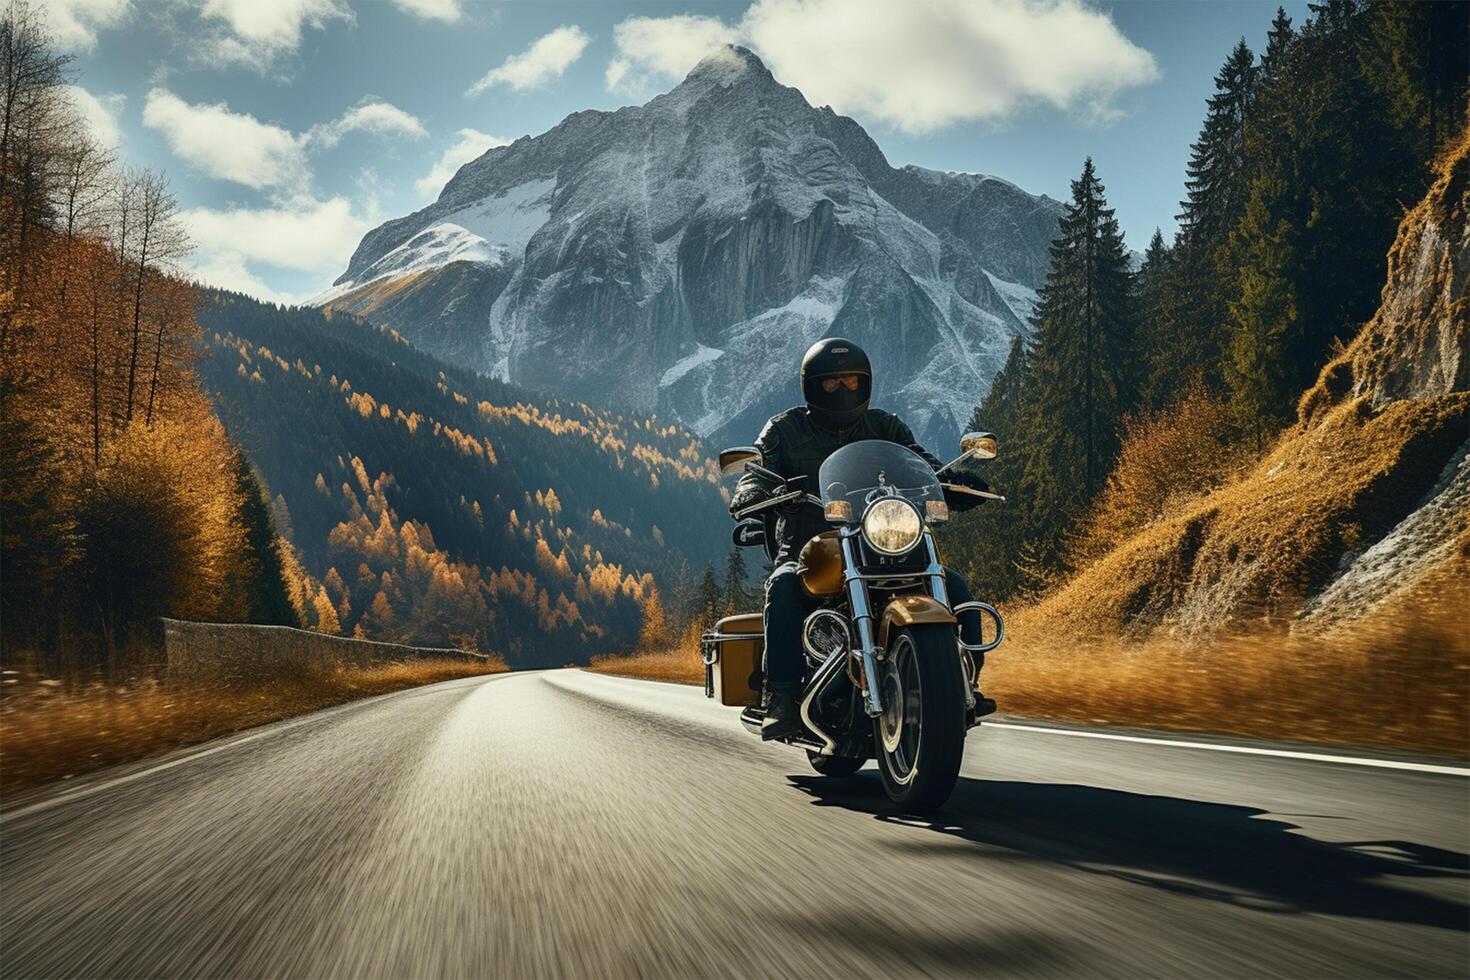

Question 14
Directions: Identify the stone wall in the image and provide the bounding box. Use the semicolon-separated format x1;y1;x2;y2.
161;619;487;686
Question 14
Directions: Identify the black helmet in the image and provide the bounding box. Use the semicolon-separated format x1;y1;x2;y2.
801;337;871;430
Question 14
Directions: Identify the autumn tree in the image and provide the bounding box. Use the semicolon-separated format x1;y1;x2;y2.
0;3;296;670
638;585;670;650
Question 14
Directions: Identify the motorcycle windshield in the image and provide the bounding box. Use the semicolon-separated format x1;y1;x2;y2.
818;440;942;521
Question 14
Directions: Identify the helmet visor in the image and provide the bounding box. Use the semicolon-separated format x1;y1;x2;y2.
820;374;863;394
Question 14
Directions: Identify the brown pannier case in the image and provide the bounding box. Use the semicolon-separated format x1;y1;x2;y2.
701;613;763;706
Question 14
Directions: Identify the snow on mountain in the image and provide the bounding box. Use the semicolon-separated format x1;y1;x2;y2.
318;46;1063;451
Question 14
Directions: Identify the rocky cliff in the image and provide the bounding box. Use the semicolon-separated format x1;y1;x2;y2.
315;46;1063;452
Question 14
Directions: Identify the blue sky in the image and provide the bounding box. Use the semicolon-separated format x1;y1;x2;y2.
50;0;1309;303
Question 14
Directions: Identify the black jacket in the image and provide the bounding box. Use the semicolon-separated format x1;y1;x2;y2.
729;406;944;565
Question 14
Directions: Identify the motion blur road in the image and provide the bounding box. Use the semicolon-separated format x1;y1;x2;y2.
2;670;1467;978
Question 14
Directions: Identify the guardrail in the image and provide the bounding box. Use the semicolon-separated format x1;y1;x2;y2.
161;618;488;686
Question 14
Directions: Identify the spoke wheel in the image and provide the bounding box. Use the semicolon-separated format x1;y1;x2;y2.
872;624;967;812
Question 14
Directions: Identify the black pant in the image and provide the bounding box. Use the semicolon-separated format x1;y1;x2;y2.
762;562;982;692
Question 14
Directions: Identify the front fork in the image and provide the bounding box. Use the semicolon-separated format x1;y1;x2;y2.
840;530;973;717
838;529;886;717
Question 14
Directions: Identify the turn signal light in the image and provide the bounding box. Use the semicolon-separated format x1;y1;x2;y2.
925;499;950;522
824;500;852;522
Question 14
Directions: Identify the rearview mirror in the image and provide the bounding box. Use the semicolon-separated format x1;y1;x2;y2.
718;446;762;476
936;431;998;474
960;431;998;460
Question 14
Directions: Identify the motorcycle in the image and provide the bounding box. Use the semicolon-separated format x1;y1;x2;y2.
702;433;1005;811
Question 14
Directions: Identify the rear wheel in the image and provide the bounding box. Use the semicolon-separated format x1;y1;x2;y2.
806;751;865;776
872;624;967;812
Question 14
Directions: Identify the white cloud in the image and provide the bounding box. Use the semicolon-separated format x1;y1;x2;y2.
38;0;129;51
189;251;311;305
466;25;590;95
415;128;512;199
606;15;739;94
607;0;1158;132
389;0;461;23
199;0;353;69
65;85;125;149
181;195;374;276
310;100;427;147
144;90;426;189
143;88;307;190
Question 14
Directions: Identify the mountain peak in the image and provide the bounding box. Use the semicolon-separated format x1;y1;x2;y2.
683;44;772;86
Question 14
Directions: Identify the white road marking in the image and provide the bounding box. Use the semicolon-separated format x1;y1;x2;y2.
985;721;1470;777
0;673;513;824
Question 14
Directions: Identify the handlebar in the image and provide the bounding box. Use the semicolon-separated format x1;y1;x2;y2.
941;483;1006;502
732;489;825;520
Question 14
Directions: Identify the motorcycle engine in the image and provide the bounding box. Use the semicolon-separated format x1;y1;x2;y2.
802;609;850;669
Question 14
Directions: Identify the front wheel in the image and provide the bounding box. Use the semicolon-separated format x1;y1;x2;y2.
872;624;967;812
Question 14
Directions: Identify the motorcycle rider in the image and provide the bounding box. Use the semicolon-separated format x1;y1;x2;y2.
729;337;996;740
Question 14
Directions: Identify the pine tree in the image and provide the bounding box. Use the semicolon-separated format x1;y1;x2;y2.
937;334;1031;599
971;334;1028;443
722;547;752;615
1226;179;1297;454
228;453;300;627
1159;39;1257;397
1238;0;1421;394
697;561;722;629
1359;1;1470;162
1180;39;1257;247
1135;229;1180;410
1259;6;1296;84
1018;158;1139;573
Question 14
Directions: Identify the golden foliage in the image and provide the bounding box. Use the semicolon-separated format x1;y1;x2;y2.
1027;393;1467;641
1072;384;1246;567
636;585;670;651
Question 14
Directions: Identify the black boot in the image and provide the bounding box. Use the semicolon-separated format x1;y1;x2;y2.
761;688;803;741
974;693;998;717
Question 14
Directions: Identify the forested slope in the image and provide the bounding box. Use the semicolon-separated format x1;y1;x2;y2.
1025;127;1468;642
196;294;727;666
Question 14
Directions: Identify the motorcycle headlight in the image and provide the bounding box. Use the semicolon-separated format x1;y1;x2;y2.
862;498;923;555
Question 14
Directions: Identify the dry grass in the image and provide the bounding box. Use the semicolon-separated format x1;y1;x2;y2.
588;647;703;685
0;656;506;798
1030;392;1468;642
589;583;1468;758
996;583;1469;758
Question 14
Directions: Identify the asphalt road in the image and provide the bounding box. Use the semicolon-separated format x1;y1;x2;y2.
2;669;1467;979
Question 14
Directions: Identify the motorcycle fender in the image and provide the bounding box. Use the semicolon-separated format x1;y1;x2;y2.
876;595;956;649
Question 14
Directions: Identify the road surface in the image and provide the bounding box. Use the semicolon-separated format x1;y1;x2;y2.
2;670;1467;978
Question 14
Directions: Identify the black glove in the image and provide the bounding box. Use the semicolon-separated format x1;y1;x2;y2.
943;470;991;512
774;485;815;520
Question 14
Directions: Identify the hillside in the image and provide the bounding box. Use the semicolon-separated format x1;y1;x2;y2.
314;46;1063;453
195;293;727;666
1022;129;1469;643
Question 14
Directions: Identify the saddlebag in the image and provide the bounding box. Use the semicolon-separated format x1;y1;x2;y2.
701;613;764;706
